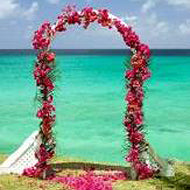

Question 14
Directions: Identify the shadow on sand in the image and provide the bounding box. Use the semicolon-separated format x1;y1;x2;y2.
52;161;130;173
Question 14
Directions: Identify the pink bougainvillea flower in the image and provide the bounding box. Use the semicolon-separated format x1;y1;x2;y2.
67;11;81;24
129;131;144;144
32;22;53;50
130;79;142;88
46;52;55;62
33;65;51;80
43;77;54;91
23;145;54;178
37;52;55;63
134;110;143;125
134;162;154;180
98;9;112;28
42;115;56;135
131;55;146;69
128;104;140;112
141;67;151;81
123;115;134;127
48;95;53;103
35;144;54;162
125;90;136;103
55;21;67;32
125;70;134;79
136;88;144;102
81;7;98;29
51;170;127;190
23;163;52;178
137;44;151;58
37;110;43;118
126;147;139;162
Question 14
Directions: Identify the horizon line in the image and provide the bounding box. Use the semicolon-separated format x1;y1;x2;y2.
0;48;190;50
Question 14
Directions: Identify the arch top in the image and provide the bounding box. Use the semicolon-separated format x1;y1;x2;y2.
32;6;150;59
51;9;129;30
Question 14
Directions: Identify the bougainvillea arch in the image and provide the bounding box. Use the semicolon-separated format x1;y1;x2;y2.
24;6;159;180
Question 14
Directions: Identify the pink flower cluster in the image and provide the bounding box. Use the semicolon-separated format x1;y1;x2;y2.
23;145;54;178
126;149;154;179
34;51;56;138
97;9;112;28
31;50;56;177
33;22;55;50
134;162;155;180
123;45;154;178
23;163;51;178
37;97;55;137
81;7;98;29
34;52;55;92
51;170;126;190
29;5;156;181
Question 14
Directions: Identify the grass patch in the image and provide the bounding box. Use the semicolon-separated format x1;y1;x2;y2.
0;155;190;190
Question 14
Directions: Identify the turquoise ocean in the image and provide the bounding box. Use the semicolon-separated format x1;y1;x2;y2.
0;50;190;165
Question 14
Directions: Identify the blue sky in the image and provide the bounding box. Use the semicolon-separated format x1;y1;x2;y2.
0;0;189;49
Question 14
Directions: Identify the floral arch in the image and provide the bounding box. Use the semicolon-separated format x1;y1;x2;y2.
24;6;161;180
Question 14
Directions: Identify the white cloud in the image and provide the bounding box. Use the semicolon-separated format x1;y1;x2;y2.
0;0;18;18
134;0;190;12
0;0;38;20
142;0;157;13
146;13;169;36
129;0;190;48
154;21;169;34
121;15;138;26
121;11;169;38
47;0;60;4
22;2;39;20
24;25;35;39
167;0;190;8
179;20;190;34
27;25;34;31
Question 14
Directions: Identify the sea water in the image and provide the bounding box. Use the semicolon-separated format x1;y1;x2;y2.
0;51;190;164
